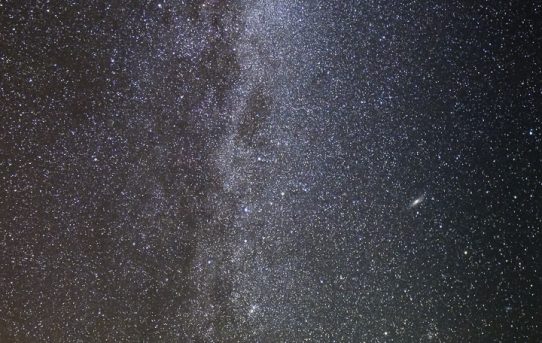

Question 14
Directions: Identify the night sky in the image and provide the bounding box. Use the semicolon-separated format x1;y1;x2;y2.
1;1;541;342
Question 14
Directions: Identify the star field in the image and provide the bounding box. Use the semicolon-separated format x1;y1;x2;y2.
1;1;541;341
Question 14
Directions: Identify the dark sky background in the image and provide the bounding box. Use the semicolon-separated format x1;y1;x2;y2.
1;1;541;342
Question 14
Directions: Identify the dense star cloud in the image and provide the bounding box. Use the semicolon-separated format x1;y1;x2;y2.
1;0;541;341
